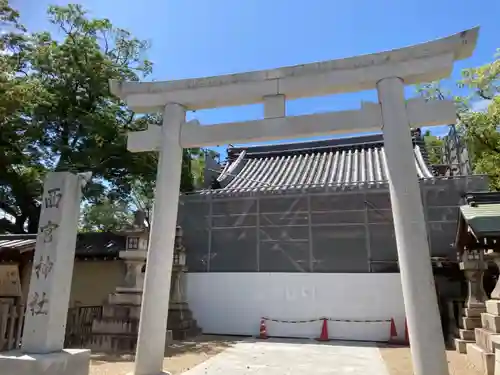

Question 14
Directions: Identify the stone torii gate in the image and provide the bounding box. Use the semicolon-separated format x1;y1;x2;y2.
111;28;479;375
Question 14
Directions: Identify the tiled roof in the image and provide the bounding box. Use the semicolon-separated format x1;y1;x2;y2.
0;236;36;252
211;134;434;193
458;192;500;238
74;232;125;257
0;232;125;258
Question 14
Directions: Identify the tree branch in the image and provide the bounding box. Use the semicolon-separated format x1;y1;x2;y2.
0;217;23;234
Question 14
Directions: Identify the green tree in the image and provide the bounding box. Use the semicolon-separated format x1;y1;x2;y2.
0;3;207;233
0;0;48;232
27;4;155;189
131;113;205;193
422;130;444;165
80;199;132;232
416;50;500;189
461;97;500;190
1;2;157;232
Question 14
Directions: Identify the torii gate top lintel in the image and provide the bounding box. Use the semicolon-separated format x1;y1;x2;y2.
110;27;478;112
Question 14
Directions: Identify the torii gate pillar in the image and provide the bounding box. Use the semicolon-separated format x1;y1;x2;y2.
132;104;185;375
378;77;448;375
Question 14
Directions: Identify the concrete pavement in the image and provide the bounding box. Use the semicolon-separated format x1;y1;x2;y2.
181;338;389;375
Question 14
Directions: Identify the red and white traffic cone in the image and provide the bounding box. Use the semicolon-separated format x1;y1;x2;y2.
316;318;329;341
404;318;409;345
258;318;268;339
388;317;398;343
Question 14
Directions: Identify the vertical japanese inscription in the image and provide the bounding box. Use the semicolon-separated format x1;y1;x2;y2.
31;182;64;319
28;292;49;316
39;221;59;243
34;255;54;280
44;188;62;209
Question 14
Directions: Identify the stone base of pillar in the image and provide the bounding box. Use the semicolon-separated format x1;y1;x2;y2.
167;302;201;340
0;348;90;375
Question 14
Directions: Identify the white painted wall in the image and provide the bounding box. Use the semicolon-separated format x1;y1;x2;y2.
186;273;406;342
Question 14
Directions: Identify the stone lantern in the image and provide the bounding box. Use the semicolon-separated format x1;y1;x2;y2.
459;249;487;310
170;226;187;305
86;210;151;353
167;225;201;339
173;226;186;267
112;211;149;304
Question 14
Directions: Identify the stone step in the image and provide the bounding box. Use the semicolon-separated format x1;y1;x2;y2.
482;313;500;333
86;333;137;353
459;329;476;341
87;330;174;354
171;325;202;341
108;292;142;306
102;304;141;320
167;309;194;324
475;328;500;353
486;300;500;316
102;305;194;322
455;338;473;354
92;318;140;335
95;316;140;323
168;318;194;329
167;319;193;331
461;316;482;330
463;307;486;317
466;343;495;375
496;350;500;375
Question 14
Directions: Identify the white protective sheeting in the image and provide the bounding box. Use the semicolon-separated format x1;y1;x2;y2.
186;273;406;342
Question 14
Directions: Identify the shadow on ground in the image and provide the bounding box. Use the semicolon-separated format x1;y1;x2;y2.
166;335;237;357
90;335;396;366
245;336;389;348
90;335;239;364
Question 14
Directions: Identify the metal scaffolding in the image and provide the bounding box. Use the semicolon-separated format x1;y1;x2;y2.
179;175;488;273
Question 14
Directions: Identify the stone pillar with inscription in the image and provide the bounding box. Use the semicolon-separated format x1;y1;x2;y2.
0;172;91;375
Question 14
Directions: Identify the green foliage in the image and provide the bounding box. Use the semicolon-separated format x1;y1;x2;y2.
0;2;207;233
80;199;132;232
458;50;500;101
417;50;500;190
0;0;47;232
422;130;444;165
461;97;500;189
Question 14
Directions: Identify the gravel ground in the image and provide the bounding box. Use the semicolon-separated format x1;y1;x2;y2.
89;336;236;375
379;345;482;375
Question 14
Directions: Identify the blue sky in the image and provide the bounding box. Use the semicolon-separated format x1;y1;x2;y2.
14;0;500;159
